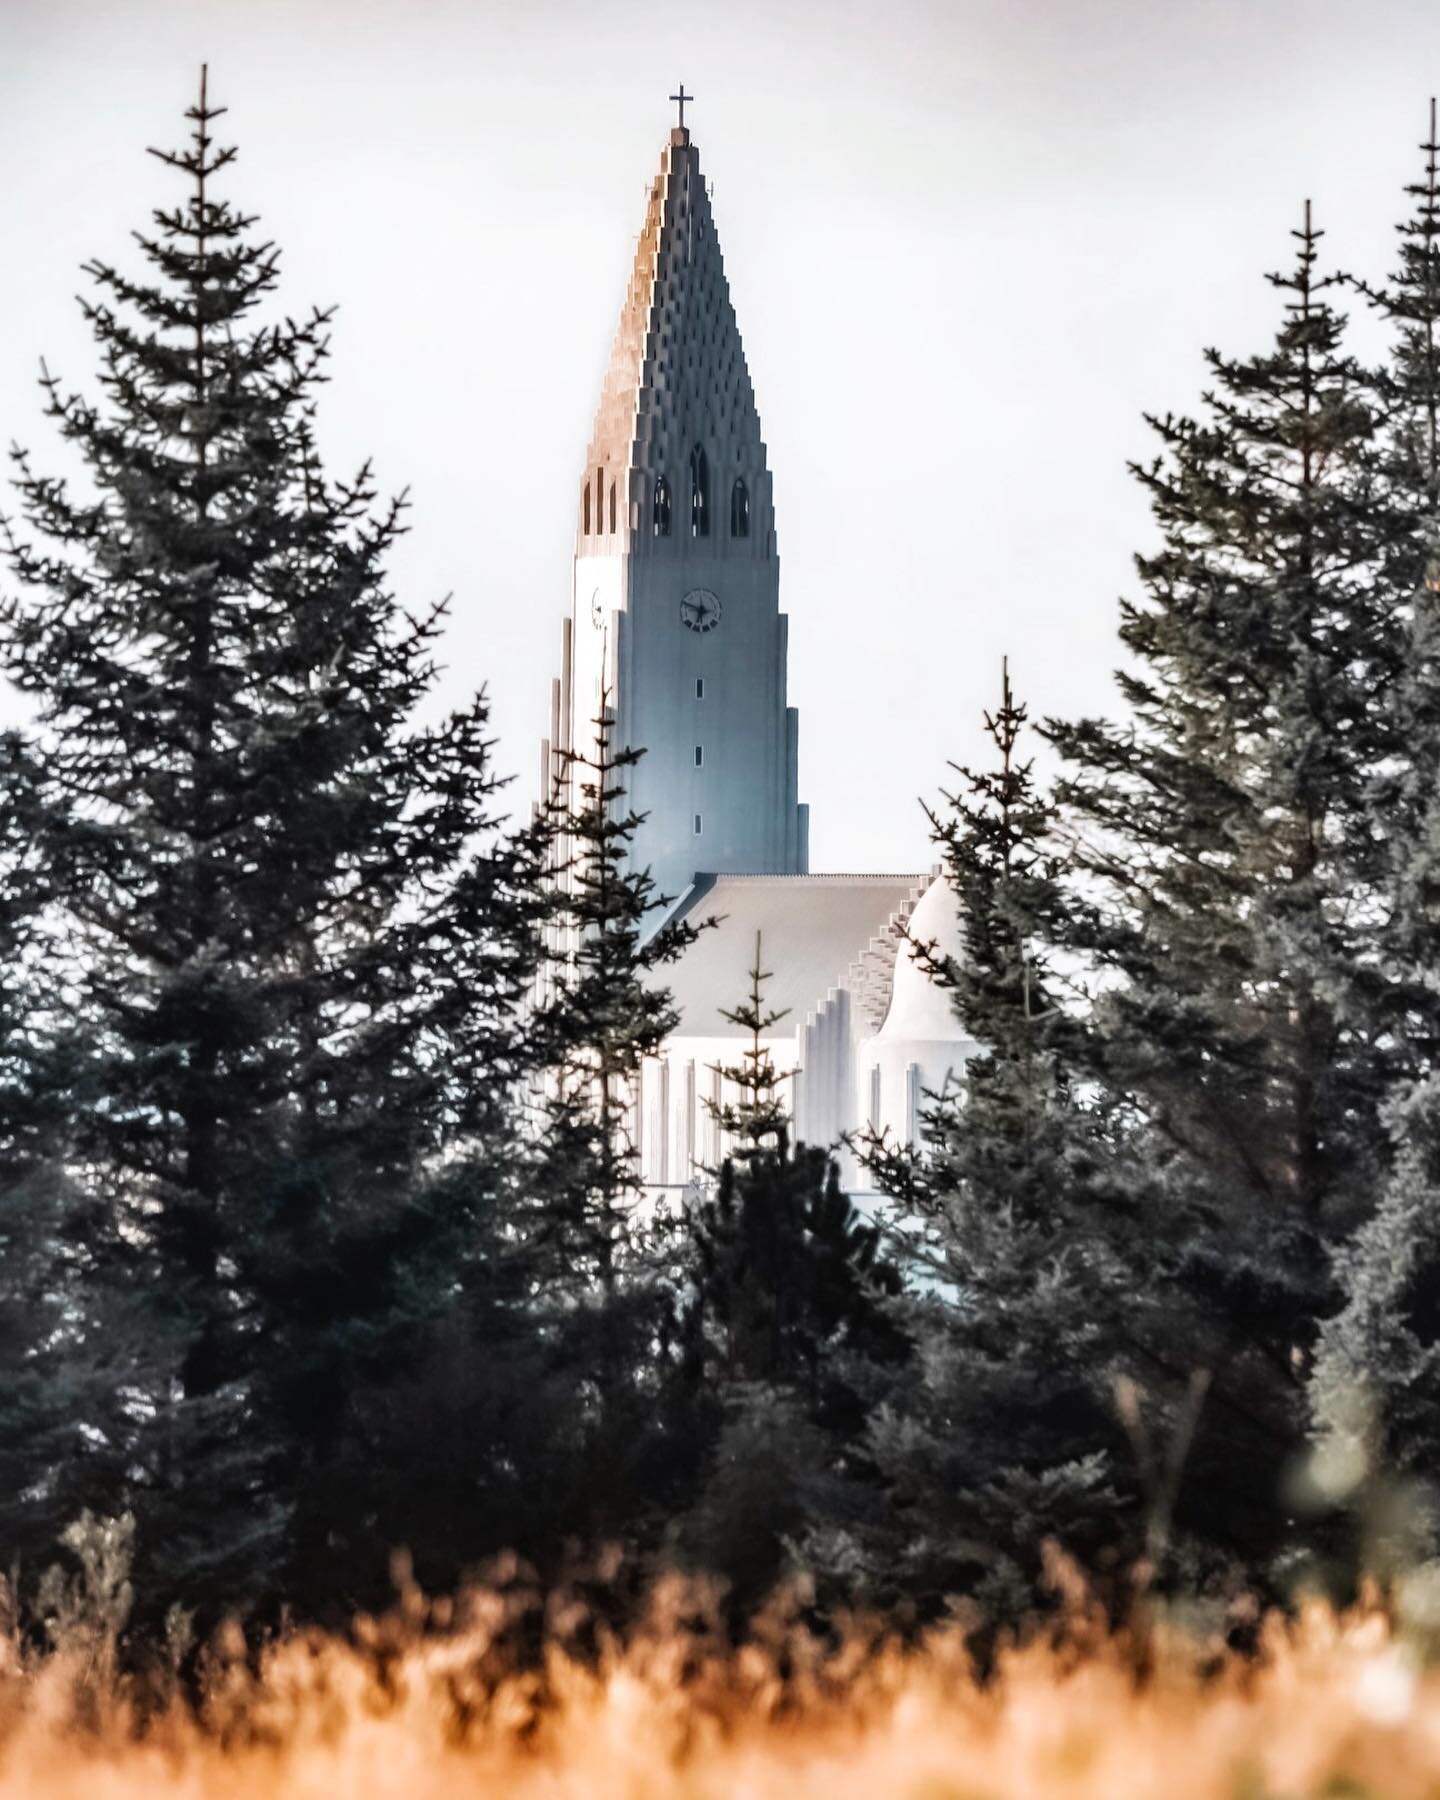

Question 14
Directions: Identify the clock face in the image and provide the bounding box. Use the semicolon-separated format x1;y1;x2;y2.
680;588;722;634
590;588;604;629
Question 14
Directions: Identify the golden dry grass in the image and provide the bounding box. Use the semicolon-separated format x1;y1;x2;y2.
1;1569;1437;1799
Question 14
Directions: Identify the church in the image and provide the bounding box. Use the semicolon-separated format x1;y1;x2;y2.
539;97;976;1191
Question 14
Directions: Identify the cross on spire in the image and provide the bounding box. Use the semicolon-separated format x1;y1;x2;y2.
670;83;693;129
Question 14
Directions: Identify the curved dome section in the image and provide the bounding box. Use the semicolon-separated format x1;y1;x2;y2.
877;874;965;1041
856;875;973;1160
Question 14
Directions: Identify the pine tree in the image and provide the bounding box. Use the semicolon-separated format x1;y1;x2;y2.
1310;107;1440;1565
519;693;705;1552
1044;203;1395;1584
0;735;148;1573
862;663;1099;1212
676;936;904;1611
705;933;791;1165
0;72;545;1618
1308;1074;1440;1580
820;668;1135;1623
1365;101;1440;1054
528;691;701;1295
683;933;901;1407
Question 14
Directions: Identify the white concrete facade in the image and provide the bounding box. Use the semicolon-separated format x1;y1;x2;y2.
644;873;977;1192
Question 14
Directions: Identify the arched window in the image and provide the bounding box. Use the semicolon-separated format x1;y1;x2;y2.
653;474;672;537
609;481;617;534
730;477;750;538
583;482;592;535
690;444;710;538
594;468;604;533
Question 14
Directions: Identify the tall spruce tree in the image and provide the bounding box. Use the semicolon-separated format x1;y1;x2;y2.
519;695;704;1554
818;667;1135;1622
1311;107;1440;1550
675;935;904;1613
683;936;904;1410
528;692;700;1297
1307;1074;1440;1579
0;734;149;1573
1364;98;1440;1050
1045;204;1396;1585
862;664;1103;1214
0;73;545;1619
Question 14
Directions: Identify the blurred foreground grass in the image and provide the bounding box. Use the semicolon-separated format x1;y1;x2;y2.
2;1546;1439;1798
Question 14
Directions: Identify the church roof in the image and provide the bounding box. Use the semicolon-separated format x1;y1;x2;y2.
877;871;968;1042
660;873;932;1040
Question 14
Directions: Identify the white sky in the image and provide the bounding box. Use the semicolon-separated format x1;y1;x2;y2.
3;0;1440;869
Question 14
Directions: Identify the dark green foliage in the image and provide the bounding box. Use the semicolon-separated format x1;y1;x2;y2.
826;668;1137;1622
702;933;792;1163
515;696;707;1553
1309;1075;1440;1578
527;694;700;1298
675;938;905;1609
1046;204;1398;1585
683;938;903;1413
1365;105;1440;1052
0;73;544;1620
867;663;1104;1216
687;1151;900;1419
1310;110;1440;1565
0;735;149;1574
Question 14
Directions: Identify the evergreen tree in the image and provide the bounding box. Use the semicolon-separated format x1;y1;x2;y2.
519;694;705;1553
1044;203;1395;1584
1364;100;1440;1053
528;691;701;1298
1310;107;1440;1562
0;735;147;1573
683;934;902;1409
0;72;545;1619
862;663;1099;1213
1308;1074;1440;1579
676;936;904;1611
821;667;1136;1623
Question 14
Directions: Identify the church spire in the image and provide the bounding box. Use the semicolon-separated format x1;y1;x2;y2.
551;109;806;907
575;113;774;564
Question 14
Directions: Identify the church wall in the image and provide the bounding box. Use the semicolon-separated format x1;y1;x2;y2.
620;549;800;905
642;1015;969;1197
859;1035;971;1157
639;1031;803;1192
567;553;626;766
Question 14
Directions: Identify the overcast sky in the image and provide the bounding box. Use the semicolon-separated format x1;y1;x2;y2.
4;0;1440;869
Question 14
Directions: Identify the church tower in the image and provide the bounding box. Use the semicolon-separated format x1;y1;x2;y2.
541;103;808;906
